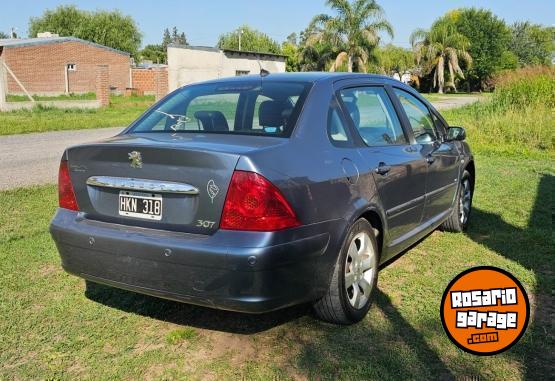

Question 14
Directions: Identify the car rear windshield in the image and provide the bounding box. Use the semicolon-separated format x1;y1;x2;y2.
129;80;313;137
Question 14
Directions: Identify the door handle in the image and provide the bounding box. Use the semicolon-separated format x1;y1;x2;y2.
426;154;436;164
375;162;391;175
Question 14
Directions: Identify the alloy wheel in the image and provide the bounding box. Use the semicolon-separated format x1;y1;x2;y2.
459;179;471;225
344;232;376;309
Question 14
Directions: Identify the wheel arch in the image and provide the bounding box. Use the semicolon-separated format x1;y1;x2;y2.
465;160;476;191
358;207;386;261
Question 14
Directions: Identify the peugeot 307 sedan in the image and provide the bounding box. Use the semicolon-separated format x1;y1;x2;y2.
50;72;475;324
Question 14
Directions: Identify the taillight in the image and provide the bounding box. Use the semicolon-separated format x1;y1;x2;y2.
58;159;79;211
220;171;300;231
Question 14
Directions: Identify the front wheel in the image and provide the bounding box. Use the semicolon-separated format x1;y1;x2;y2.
441;169;473;232
313;218;379;325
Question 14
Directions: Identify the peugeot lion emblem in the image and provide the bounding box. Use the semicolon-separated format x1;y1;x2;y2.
128;151;142;168
207;179;219;203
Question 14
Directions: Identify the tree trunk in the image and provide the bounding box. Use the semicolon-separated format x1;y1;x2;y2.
347;55;353;73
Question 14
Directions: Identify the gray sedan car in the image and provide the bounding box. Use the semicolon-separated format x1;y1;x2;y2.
50;72;474;324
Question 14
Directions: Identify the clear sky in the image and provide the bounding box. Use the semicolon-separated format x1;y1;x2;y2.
0;1;552;48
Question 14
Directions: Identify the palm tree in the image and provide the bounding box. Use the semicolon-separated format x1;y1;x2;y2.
304;0;393;73
410;21;472;93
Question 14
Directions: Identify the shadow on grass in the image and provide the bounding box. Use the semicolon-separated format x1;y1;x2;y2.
85;175;553;379
85;282;310;334
294;289;455;380
466;174;554;380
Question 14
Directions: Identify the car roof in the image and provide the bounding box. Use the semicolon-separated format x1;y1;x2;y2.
194;72;398;86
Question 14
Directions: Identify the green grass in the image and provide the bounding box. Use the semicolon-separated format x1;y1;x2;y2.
0;154;553;380
0;95;155;135
6;92;97;102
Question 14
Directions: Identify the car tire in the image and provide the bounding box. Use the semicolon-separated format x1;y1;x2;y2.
313;218;379;325
441;169;473;232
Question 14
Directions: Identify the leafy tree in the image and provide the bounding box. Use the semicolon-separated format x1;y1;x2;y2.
140;27;188;64
304;0;393;72
372;44;414;76
509;22;555;66
448;8;511;90
282;41;300;72
29;5;142;58
297;24;337;71
217;25;281;54
0;32;9;39
411;20;472;93
286;32;298;46
140;44;166;63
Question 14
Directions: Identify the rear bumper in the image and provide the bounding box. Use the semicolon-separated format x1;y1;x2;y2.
49;209;337;313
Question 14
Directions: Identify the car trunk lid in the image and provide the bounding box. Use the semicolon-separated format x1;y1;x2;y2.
65;133;287;234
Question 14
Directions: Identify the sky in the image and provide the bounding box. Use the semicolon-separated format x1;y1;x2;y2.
0;1;552;48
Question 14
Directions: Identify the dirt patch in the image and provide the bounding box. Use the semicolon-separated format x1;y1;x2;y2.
38;263;59;277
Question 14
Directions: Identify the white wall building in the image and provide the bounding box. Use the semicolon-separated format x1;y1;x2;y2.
167;45;287;91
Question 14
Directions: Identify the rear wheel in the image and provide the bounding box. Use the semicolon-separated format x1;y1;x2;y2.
441;170;473;232
313;218;379;324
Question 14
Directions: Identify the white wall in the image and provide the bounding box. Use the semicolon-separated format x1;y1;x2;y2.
168;46;286;91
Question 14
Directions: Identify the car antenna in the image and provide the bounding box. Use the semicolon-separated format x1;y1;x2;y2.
257;55;270;77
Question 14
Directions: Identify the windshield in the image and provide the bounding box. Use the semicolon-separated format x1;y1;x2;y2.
130;80;312;137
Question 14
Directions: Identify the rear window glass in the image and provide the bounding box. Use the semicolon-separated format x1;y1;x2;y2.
130;81;312;137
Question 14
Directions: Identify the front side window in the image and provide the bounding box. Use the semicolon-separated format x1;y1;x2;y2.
394;89;438;144
339;86;407;146
130;81;312;137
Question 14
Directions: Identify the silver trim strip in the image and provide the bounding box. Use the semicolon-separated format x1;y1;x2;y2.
86;176;199;195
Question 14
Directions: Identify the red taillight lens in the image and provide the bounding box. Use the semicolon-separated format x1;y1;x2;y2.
220;171;300;231
58;160;79;211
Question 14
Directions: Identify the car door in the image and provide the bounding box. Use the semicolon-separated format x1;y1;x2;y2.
337;84;427;247
392;88;461;224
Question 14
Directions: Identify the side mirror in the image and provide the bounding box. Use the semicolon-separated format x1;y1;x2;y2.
446;126;466;141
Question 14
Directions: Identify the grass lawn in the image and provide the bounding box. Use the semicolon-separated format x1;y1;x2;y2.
0;154;553;380
0;95;155;135
6;93;97;102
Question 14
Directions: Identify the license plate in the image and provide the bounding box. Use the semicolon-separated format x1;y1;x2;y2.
118;191;162;220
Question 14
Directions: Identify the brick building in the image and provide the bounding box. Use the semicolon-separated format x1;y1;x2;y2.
130;65;168;96
0;36;131;95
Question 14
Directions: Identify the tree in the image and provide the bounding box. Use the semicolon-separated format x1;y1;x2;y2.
0;32;9;39
28;5;142;58
282;40;300;72
140;27;188;64
286;32;298;46
509;22;555;67
140;44;166;63
372;44;414;76
304;0;393;72
171;26;187;46
449;8;512;90
410;20;472;93
217;25;282;54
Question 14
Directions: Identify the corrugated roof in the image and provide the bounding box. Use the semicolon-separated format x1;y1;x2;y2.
0;37;130;56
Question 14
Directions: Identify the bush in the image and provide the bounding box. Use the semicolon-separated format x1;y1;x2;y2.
443;66;555;156
490;66;555;109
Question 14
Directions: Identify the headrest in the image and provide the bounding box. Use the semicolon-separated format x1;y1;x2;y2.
259;100;291;128
194;110;229;132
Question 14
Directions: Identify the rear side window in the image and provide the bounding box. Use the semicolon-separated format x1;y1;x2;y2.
327;98;352;146
394;89;438;144
130;81;312;137
339;87;407;146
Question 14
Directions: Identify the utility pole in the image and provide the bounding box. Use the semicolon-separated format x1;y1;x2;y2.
238;29;243;51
